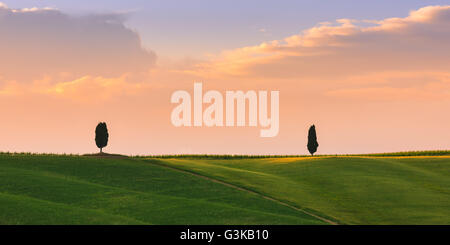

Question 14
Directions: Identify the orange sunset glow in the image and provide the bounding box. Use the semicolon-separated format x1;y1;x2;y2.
0;3;449;155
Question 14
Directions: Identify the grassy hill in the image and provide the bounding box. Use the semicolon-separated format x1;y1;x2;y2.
0;154;323;225
0;153;449;224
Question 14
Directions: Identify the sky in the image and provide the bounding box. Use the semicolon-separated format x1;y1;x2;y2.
0;1;449;155
3;0;450;58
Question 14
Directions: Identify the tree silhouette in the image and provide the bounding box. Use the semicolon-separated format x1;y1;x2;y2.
307;125;319;156
95;122;109;153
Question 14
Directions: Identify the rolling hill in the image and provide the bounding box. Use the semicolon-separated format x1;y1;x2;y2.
0;153;449;224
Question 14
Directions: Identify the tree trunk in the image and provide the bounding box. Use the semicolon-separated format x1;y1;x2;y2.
100;148;102;153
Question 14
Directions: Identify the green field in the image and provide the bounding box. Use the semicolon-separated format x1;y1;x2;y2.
0;153;449;224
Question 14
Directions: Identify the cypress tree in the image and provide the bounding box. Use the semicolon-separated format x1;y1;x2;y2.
307;125;319;156
95;122;109;153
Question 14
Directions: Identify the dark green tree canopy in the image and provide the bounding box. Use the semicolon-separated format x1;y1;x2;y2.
307;125;319;156
95;122;109;153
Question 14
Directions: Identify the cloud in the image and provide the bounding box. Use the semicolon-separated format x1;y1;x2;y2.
189;5;450;79
0;72;165;104
0;3;156;83
325;71;450;102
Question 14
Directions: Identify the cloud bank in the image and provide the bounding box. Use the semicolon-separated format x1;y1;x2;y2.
191;5;450;79
0;3;156;83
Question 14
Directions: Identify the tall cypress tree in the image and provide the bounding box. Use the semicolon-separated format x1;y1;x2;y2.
307;125;319;156
95;122;109;153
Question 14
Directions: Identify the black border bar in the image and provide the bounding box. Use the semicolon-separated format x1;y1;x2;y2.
1;225;448;243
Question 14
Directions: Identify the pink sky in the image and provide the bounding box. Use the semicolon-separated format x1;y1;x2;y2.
0;4;449;155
